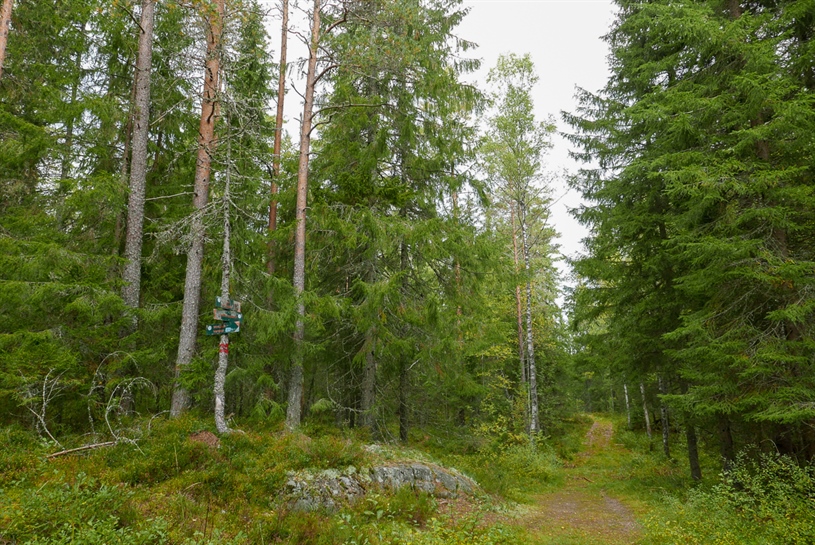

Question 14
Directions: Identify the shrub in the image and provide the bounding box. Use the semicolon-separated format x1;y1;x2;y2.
646;452;815;544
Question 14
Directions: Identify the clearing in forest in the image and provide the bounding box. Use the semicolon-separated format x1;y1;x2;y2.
517;417;645;545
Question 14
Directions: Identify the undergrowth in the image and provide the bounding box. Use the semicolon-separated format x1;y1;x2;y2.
0;416;525;544
645;452;815;545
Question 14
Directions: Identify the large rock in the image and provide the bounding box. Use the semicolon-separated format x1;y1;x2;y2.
283;462;478;512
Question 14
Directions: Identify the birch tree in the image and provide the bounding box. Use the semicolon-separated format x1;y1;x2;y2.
482;53;556;441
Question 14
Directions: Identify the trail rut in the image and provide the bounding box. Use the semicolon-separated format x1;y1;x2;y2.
522;419;642;544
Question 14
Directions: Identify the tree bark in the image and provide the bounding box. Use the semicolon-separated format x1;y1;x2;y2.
520;201;539;440
267;0;288;275
122;0;155;315
658;374;670;458
171;0;224;417
0;0;13;81
686;424;702;480
640;382;652;441
285;0;321;430
623;382;632;430
359;327;377;430
214;141;232;435
718;415;736;470
399;360;409;443
511;205;526;385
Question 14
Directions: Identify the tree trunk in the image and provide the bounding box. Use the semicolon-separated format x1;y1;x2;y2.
60;48;82;182
286;0;320;430
267;0;288;275
519;202;538;440
686;424;702;480
214;143;232;435
623;382;632;430
658;374;670;458
511;205;526;385
171;0;224;417
0;0;13;80
718;415;736;470
399;360;409;443
121;0;155;316
359;327;376;430
640;382;652;441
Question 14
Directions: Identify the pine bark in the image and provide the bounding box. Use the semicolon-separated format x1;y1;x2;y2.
267;0;288;275
122;0;155;315
171;0;224;417
0;0;13;80
285;0;321;430
686;424;702;480
359;327;377;430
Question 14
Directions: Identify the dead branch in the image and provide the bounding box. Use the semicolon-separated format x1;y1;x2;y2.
47;441;117;459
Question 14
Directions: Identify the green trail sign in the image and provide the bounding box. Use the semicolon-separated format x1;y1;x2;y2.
215;296;241;312
209;297;243;335
213;309;242;321
206;321;240;336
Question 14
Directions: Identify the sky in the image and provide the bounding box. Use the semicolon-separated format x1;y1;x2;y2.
457;0;617;289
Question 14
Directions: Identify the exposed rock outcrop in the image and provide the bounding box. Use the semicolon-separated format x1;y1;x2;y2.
284;462;478;512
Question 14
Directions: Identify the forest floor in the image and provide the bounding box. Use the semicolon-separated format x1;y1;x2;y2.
512;417;648;544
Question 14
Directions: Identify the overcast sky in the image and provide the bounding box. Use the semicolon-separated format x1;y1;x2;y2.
457;0;617;289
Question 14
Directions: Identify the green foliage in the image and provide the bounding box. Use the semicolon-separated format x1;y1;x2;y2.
646;454;815;544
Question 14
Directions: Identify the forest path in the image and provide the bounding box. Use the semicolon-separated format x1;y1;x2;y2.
519;417;644;544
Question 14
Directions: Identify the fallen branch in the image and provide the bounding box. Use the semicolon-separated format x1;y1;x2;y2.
47;441;116;459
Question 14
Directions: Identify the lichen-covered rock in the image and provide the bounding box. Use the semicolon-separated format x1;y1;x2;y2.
282;460;478;512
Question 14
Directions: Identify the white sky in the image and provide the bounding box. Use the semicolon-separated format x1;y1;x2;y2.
457;0;616;291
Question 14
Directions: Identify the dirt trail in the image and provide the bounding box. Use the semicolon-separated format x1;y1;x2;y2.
521;418;642;544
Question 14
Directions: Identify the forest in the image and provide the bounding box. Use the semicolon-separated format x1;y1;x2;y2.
1;0;814;544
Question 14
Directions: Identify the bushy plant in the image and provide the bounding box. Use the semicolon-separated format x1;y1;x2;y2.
646;453;815;544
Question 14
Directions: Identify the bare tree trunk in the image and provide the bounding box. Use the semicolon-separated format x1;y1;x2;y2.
623;382;632;430
686;424;702;480
60;48;82;182
0;0;13;81
214;138;232;435
658;374;670;458
519;202;538;440
267;0;288;275
286;0;321;430
121;0;155;315
171;0;224;417
640;382;652;441
510;205;526;388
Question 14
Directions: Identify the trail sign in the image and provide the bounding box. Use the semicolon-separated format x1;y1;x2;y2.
206;323;227;336
210;297;243;335
214;309;242;321
206;321;240;335
215;296;241;312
